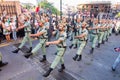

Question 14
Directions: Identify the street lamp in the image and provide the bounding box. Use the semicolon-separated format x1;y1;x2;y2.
60;0;62;20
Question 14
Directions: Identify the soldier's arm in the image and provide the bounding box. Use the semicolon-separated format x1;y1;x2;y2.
30;31;45;37
46;40;62;45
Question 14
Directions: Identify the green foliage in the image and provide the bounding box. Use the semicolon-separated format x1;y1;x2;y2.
39;1;60;15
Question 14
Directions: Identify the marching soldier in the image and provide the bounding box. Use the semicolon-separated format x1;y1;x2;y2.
72;21;88;61
88;19;100;54
24;20;48;62
97;20;104;48
12;14;32;53
43;23;67;77
0;52;8;71
69;18;82;49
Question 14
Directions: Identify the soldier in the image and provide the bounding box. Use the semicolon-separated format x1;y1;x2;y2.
0;52;8;71
72;22;88;61
43;23;67;77
102;19;108;44
88;19;100;54
12;14;32;53
69;18;82;49
97;20;104;48
112;47;120;71
24;20;48;62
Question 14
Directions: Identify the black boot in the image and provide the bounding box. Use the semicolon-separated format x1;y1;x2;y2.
112;67;115;71
12;48;20;53
102;41;105;44
90;48;94;54
0;61;8;67
77;55;82;61
74;44;77;49
26;47;32;53
73;54;78;61
40;55;46;62
43;68;53;77
24;53;32;58
58;64;65;72
97;43;100;48
69;44;73;49
70;38;73;41
106;38;108;42
0;69;1;71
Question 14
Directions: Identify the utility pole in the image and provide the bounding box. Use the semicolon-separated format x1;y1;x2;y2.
60;0;62;20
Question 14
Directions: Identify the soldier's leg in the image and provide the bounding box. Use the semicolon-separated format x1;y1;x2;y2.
58;57;65;72
90;35;98;54
19;36;28;49
40;43;47;62
0;52;8;68
73;41;86;61
24;42;42;58
26;36;33;53
103;31;107;43
43;49;64;77
12;36;28;53
97;32;104;48
112;54;120;71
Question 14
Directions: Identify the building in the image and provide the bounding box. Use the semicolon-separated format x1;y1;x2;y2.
0;0;21;16
77;1;111;13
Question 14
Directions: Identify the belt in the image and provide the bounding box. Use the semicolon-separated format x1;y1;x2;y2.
57;46;66;48
92;33;98;35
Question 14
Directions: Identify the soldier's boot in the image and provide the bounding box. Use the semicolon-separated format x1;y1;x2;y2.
73;54;78;61
90;48;94;54
97;43;100;48
24;53;32;58
74;44;77;49
43;68;53;77
0;61;8;67
40;55;47;62
70;38;73;41
58;64;65;72
69;44;73;49
26;47;32;53
102;41;105;44
112;67;115;71
12;48;20;53
106;38;108;42
77;55;82;61
0;69;1;71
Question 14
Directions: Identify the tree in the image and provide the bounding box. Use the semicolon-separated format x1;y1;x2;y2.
39;1;60;15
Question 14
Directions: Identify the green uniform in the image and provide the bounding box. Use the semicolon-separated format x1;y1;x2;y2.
91;24;99;48
18;21;32;49
50;32;67;69
98;23;104;44
102;24;108;42
70;22;82;48
77;28;88;55
32;27;48;56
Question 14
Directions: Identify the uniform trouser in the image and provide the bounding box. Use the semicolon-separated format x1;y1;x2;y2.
98;32;104;44
0;52;2;61
32;39;46;56
106;30;110;38
103;31;107;41
69;30;73;39
112;53;120;69
19;33;32;49
77;41;86;55
50;48;65;69
72;32;79;46
89;33;92;42
91;34;98;48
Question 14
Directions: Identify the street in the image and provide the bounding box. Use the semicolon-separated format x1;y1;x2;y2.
0;34;120;80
